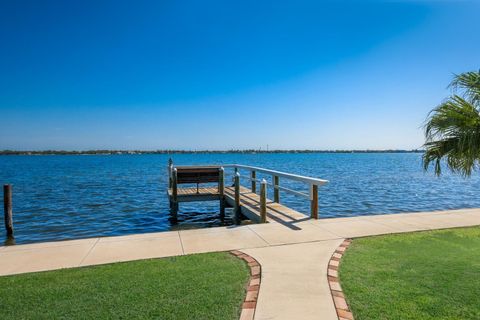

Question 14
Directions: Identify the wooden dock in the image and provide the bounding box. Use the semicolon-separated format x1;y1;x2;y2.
224;186;307;224
167;187;220;202
167;160;328;226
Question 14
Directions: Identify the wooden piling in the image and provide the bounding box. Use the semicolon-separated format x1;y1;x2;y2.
273;175;280;203
251;171;256;193
234;173;240;224
260;179;267;223
310;184;318;219
171;168;179;216
168;159;173;189
219;167;225;217
3;184;13;237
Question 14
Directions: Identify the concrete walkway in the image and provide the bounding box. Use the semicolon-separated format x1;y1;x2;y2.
1;208;480;319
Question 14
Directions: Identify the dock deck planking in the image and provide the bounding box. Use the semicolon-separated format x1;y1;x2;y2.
168;185;308;226
224;186;307;225
167;186;221;202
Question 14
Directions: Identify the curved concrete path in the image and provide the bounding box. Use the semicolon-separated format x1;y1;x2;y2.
1;208;480;319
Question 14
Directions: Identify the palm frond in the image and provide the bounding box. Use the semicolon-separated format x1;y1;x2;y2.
449;70;480;105
423;92;480;177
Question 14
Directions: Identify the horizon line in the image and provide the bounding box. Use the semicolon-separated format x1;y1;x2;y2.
0;149;425;155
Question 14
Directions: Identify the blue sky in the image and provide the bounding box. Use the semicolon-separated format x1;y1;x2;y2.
1;0;479;150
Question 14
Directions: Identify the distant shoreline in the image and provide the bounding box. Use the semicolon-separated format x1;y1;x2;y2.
0;149;424;155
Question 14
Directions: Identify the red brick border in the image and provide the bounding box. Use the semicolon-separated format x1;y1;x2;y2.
230;250;261;320
328;239;354;320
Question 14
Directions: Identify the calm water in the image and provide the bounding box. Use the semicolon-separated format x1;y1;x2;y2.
1;153;479;245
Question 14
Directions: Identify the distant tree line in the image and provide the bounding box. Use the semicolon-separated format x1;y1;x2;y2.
0;149;424;155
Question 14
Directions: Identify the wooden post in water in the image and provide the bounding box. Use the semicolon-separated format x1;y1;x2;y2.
273;175;280;203
310;184;318;219
260;179;267;223
171;168;179;216
234;172;241;224
219;167;225;217
3;184;13;237
168;158;173;189
251;171;256;193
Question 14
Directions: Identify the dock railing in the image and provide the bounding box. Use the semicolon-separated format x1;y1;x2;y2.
223;164;328;219
167;161;328;221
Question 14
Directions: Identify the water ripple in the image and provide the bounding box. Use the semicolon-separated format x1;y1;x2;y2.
1;153;480;245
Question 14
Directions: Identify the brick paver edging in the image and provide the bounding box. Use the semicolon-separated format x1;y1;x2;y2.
327;239;354;320
230;250;261;320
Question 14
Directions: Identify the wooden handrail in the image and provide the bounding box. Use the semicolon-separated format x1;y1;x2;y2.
275;185;309;199
225;164;326;219
224;164;328;186
177;164;328;186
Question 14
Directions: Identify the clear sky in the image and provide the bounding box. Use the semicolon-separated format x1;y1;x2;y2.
1;0;479;150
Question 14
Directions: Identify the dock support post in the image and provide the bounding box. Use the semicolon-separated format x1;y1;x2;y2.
273;175;279;203
3;184;13;237
234;172;241;224
260;179;267;223
219;167;225;218
168;158;173;188
310;184;318;219
251;171;256;193
171;168;179;219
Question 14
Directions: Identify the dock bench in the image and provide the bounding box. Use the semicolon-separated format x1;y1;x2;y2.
168;165;225;213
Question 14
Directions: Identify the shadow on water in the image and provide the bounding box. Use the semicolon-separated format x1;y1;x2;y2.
169;210;234;231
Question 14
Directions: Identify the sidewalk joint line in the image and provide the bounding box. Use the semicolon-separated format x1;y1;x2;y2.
367;218;424;231
247;237;345;251
178;232;185;255
78;238;100;266
309;222;345;238
1;240;100;253
245;225;271;246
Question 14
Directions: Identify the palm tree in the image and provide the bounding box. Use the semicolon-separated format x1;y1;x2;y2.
423;70;480;176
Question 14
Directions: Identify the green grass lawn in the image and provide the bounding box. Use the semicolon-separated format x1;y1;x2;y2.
0;252;250;320
340;226;480;320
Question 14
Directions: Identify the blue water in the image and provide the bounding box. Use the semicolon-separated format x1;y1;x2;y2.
1;153;479;245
